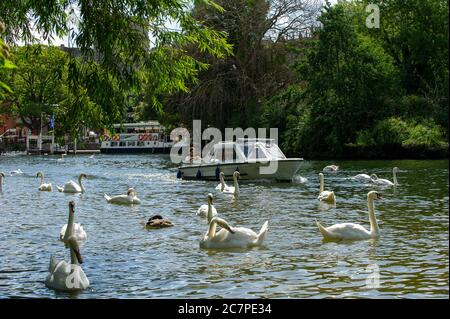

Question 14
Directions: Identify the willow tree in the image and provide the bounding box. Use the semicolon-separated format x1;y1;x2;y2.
0;0;232;128
161;0;321;130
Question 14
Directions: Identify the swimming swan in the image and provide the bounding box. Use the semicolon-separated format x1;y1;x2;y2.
215;172;229;192
371;167;399;186
104;188;141;205
200;217;269;249
10;169;23;176
57;173;87;193
59;201;87;242
316;191;382;241
351;173;372;183
57;153;66;162
0;172;4;192
36;172;52;191
318;173;335;203
323;165;339;172
197;193;218;221
222;171;240;198
45;201;89;291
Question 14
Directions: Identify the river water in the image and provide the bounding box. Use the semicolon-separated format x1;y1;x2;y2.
0;154;448;298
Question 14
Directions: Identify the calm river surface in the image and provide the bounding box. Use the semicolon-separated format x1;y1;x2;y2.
0;154;448;298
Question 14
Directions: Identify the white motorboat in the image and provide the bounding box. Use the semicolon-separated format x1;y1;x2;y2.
177;139;303;182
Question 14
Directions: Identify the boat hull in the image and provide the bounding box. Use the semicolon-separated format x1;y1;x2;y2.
178;159;303;182
100;147;171;154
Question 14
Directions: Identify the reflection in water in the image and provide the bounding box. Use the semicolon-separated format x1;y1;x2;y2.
0;155;448;298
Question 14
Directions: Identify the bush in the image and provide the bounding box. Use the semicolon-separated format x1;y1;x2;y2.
355;117;447;148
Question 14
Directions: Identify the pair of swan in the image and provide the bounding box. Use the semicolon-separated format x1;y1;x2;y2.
104;188;141;205
37;172;52;191
197;193;269;249
316;191;382;241
352;167;399;186
45;201;89;291
215;171;240;198
318;173;336;203
57;173;87;193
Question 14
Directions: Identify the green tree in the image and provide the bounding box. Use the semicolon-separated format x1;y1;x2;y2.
0;0;232;121
0;22;14;100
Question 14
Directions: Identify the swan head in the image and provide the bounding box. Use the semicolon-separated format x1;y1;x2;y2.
0;172;5;178
393;167;399;172
127;188;137;196
207;193;214;204
368;191;382;201
219;172;225;178
36;172;43;178
79;173;88;179
370;174;378;180
233;171;240;179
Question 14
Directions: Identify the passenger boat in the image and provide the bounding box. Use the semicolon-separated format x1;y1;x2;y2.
100;121;173;154
177;138;303;182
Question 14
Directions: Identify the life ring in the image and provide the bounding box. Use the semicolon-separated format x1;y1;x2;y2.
112;135;120;141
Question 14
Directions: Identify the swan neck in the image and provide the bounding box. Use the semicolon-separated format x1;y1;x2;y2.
319;175;324;192
393;169;398;185
70;247;79;265
78;175;85;193
65;211;75;241
368;198;379;236
233;176;239;195
207;201;213;223
207;219;217;238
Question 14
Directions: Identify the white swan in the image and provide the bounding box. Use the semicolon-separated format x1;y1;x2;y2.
10;169;23;176
104;188;141;205
371;167;399;186
215;172;229;192
352;173;372;183
200;217;269;249
222;171;240;198
57;153;66;162
0;172;5;192
197;193;218;221
323;165;339;172
316;191;382;241
59;200;87;242
60;223;87;242
318;173;335;203
57;173;87;193
37;172;52;191
45;201;89;291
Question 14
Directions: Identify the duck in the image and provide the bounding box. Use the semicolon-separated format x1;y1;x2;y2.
197;193;218;221
200;217;269;249
57;173;87;193
317;173;335;203
371;167;399;186
45;201;89;291
323;165;339;172
104;188;141;205
59;201;87;242
316;191;382;241
142;215;174;229
36;172;52;191
0;172;4;192
222;171;240;198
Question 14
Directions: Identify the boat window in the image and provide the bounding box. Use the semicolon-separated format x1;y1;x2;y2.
119;141;126;147
128;141;136;147
137;141;145;147
248;145;267;160
111;142;117;147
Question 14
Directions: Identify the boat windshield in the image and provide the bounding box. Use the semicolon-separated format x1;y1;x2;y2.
237;139;286;160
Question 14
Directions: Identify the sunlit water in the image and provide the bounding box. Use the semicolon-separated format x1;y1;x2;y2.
0;154;448;299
